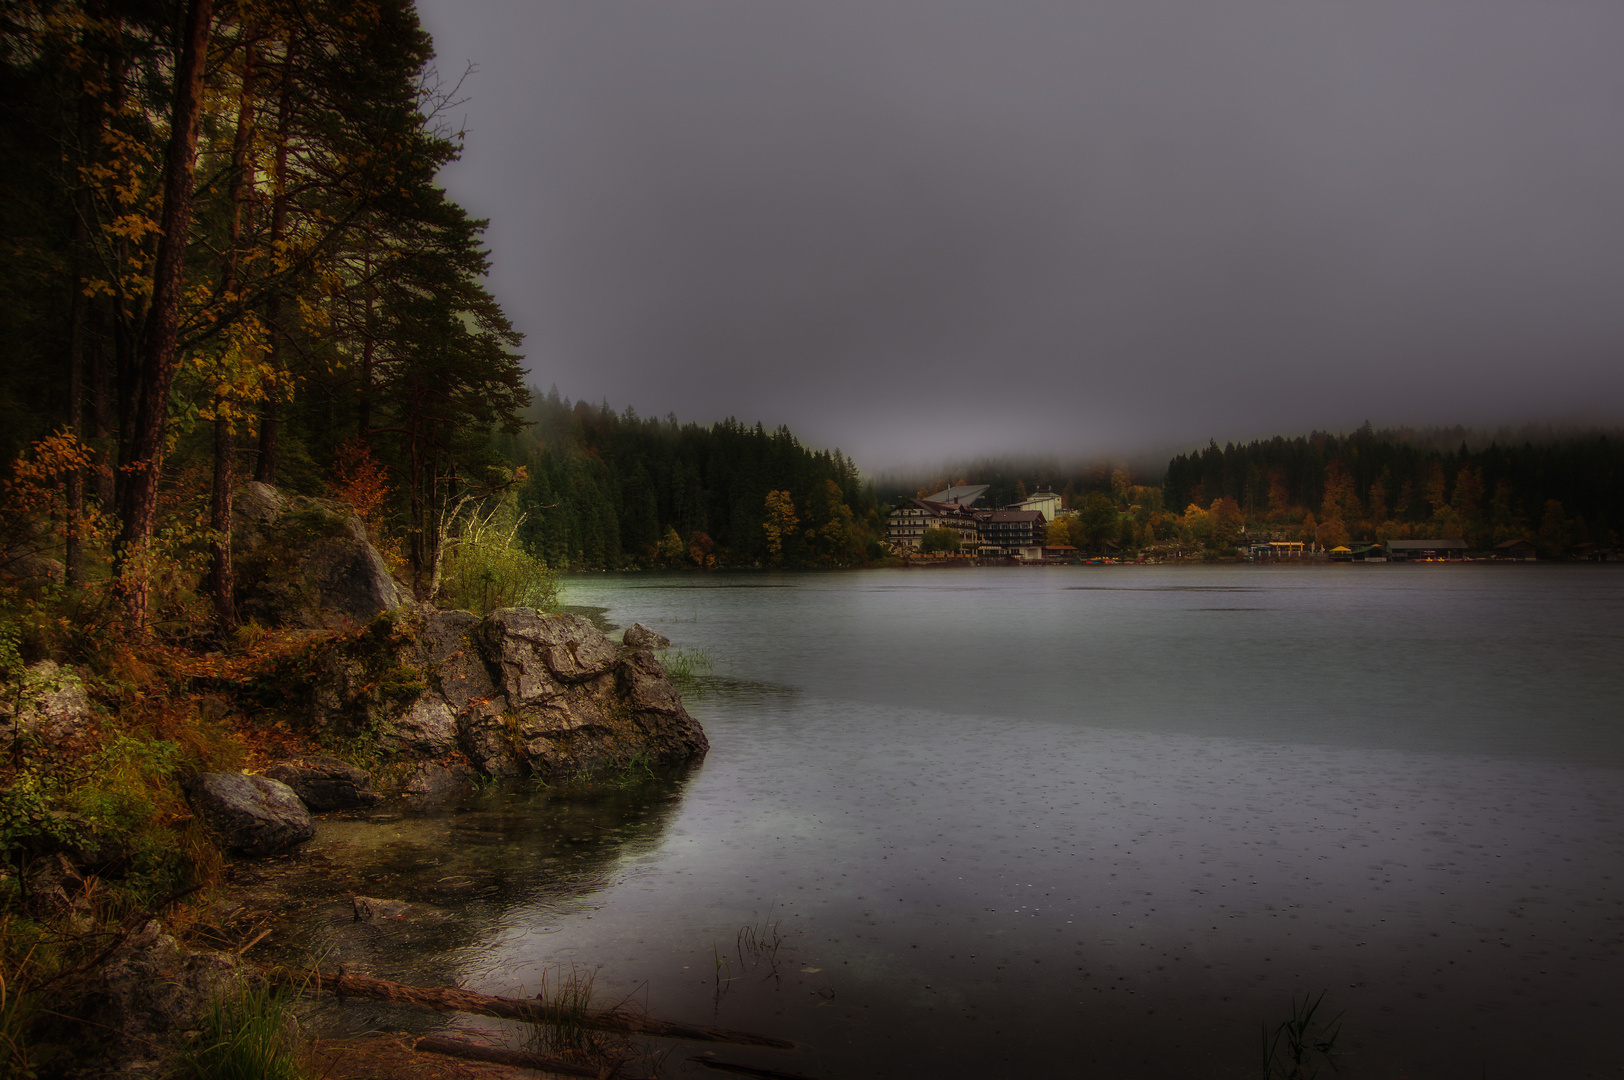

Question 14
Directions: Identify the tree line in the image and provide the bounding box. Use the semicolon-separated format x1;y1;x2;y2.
507;390;887;569
896;425;1623;557
1162;424;1623;553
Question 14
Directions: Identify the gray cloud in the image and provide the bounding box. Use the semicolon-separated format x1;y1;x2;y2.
417;0;1624;470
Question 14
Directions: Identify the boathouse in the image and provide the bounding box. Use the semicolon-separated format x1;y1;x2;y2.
1387;539;1468;561
1495;538;1537;561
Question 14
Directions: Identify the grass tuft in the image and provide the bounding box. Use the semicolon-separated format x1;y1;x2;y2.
1261;989;1343;1080
0;935;40;1080
657;648;713;695
525;962;648;1069
176;979;310;1080
735;903;787;986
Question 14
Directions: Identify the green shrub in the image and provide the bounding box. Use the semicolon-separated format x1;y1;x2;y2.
918;526;960;554
438;498;559;614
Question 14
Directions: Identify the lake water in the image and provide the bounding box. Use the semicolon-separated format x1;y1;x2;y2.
270;564;1624;1079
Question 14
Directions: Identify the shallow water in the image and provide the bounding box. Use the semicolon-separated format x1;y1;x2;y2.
264;564;1624;1078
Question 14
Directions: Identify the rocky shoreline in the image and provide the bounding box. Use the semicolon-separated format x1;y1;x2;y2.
185;607;707;856
2;483;709;1078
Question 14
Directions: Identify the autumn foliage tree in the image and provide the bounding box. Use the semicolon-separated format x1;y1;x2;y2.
762;490;798;565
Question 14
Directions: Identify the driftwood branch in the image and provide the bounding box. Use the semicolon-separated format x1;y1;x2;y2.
282;969;796;1050
688;1052;825;1080
413;1034;651;1079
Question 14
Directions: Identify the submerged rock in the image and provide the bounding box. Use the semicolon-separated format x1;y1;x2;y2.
183;772;314;856
351;895;410;921
262;756;379;812
401;760;479;798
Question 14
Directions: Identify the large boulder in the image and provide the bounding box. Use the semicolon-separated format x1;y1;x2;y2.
0;659;94;743
232;481;406;630
76;921;259;1078
285;607;708;782
261;756;379;811
477;609;708;776
183;773;314;856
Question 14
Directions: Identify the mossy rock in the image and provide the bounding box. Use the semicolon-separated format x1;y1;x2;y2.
232;481;408;630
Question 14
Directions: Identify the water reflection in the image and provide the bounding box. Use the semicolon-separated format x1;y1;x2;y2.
240;771;697;1035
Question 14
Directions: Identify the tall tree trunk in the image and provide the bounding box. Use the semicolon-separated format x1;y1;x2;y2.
66;212;88;588
208;41;257;634
114;0;214;630
89;313;114;508
255;36;294;484
104;28;137;509
209;414;235;629
358;251;374;436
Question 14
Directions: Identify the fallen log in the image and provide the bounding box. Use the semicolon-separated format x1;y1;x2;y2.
688;1051;824;1080
413;1034;652;1079
281;969;796;1050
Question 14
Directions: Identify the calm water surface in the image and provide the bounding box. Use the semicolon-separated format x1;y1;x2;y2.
274;565;1624;1079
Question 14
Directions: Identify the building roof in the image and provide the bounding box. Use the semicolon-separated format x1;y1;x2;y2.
912;499;979;518
922;484;990;507
984;509;1046;523
1008;489;1062;512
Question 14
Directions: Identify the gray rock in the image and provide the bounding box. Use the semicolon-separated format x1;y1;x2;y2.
483;609;620;686
402;760;478;798
79;921;258;1077
0;659;93;742
622;622;671;649
0;540;64;586
183;773;314;856
457;699;521;777
618;648;687;715
351;895;410;921
419;608;500;711
261;756;379;812
384;694;458;754
232;480;407;630
272;606;708;782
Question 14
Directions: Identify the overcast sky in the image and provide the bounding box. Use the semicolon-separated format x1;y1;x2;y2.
413;0;1624;472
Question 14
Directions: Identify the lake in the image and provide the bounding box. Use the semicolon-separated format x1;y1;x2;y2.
272;564;1624;1078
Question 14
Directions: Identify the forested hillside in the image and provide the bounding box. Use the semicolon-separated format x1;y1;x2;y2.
507;390;886;569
